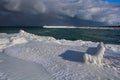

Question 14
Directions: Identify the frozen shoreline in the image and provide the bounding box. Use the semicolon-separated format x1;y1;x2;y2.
0;30;120;80
43;26;120;30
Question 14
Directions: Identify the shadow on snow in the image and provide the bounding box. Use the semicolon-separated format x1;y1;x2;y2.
59;47;98;63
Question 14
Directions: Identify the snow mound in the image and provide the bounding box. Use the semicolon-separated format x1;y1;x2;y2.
0;30;60;50
17;30;56;42
8;30;57;45
0;38;10;45
10;37;28;45
84;42;106;65
0;38;10;52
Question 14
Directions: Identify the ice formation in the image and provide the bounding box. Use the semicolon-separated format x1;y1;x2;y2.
84;42;106;64
10;37;28;44
0;38;10;45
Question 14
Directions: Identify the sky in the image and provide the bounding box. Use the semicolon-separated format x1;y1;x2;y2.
103;0;120;3
0;0;120;26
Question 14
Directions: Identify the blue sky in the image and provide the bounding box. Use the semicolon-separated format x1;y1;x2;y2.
103;0;120;3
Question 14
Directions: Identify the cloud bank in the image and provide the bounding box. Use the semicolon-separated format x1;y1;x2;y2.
0;0;120;26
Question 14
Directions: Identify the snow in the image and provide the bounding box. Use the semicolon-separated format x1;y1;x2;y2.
0;30;120;80
0;38;10;45
0;53;51;80
84;42;106;64
10;37;28;45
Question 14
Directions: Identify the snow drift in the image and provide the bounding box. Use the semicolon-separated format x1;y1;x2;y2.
0;30;120;80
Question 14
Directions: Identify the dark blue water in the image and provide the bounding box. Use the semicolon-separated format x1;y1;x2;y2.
0;27;120;44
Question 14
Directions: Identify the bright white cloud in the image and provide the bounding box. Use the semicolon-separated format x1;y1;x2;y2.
0;0;120;25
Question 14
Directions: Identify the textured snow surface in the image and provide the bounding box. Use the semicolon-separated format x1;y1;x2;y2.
0;30;120;80
0;53;51;80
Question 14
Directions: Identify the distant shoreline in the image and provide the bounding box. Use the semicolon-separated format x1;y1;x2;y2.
0;26;120;30
43;26;120;30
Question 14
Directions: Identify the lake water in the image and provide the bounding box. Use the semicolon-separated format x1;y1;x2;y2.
0;27;120;44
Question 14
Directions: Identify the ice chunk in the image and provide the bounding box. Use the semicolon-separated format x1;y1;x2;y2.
84;42;106;64
19;29;25;33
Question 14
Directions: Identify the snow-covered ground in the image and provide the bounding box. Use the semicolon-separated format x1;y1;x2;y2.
0;30;120;80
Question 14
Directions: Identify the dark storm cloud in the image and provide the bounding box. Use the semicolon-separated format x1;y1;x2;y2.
0;0;120;26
